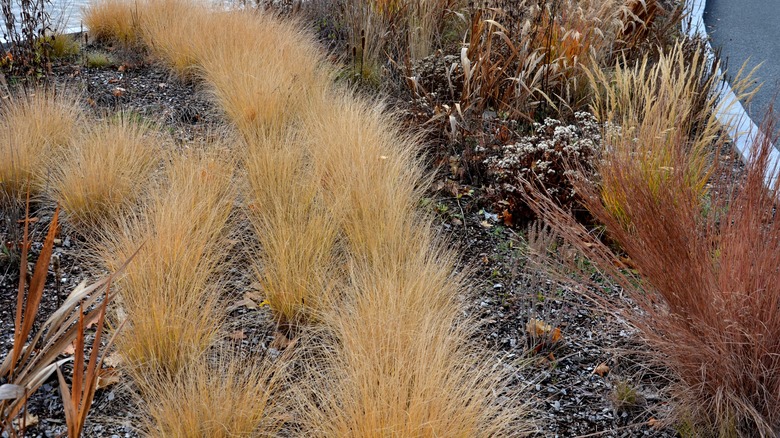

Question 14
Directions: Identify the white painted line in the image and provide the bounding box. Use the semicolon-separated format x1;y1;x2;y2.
686;0;780;187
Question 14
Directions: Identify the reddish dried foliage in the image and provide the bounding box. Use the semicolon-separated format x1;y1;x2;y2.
524;121;780;435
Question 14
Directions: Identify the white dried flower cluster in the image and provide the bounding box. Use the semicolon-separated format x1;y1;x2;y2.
484;111;601;202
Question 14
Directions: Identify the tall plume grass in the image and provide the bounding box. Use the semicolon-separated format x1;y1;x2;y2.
457;0;680;120
586;40;745;225
101;149;235;381
523;72;780;438
0;88;82;201
48;114;159;231
336;0;460;75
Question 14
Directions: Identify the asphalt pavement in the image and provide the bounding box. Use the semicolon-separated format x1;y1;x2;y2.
704;0;780;122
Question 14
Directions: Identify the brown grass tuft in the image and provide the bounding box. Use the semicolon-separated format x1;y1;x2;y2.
0;88;82;201
141;349;287;437
48;114;159;231
194;10;327;140
137;0;208;78
244;130;340;327
301;90;429;268
101;149;236;380
82;0;141;47
299;235;529;437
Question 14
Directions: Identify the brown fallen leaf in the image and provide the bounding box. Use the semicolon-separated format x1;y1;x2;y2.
96;367;120;389
13;413;38;428
501;209;513;226
102;352;122;367
593;362;610;377
229;330;245;340
526;318;562;343
647;417;660;429
226;297;257;313
84;311;101;329
62;342;76;355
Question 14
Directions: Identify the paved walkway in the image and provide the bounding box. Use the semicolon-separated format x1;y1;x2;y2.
704;0;780;122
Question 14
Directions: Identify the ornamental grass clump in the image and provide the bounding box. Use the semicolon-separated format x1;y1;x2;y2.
0;88;82;201
297;88;530;435
141;349;288;437
138;0;208;79
587;39;744;227
299;231;529;437
82;0;142;47
523;107;780;436
245;130;340;328
49;114;159;231
301;90;428;269
101;150;235;381
195;10;328;140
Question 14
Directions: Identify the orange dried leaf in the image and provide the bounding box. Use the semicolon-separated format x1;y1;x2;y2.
550;327;562;343
526;318;562;343
593;362;610;377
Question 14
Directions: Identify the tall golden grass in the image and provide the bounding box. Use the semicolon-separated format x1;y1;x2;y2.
82;0;141;46
141;349;287;437
82;2;531;435
0;88;82;201
194;11;327;140
137;0;208;78
245;130;340;327
49;114;159;231
299;231;526;437
101;149;235;380
296;89;528;435
301;90;428;268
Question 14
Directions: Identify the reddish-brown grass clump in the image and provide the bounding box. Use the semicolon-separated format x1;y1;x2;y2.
525;107;780;436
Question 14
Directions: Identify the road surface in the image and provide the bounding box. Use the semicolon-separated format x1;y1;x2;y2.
704;0;780;123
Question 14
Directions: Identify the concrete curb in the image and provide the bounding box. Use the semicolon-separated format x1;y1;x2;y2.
687;0;780;187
